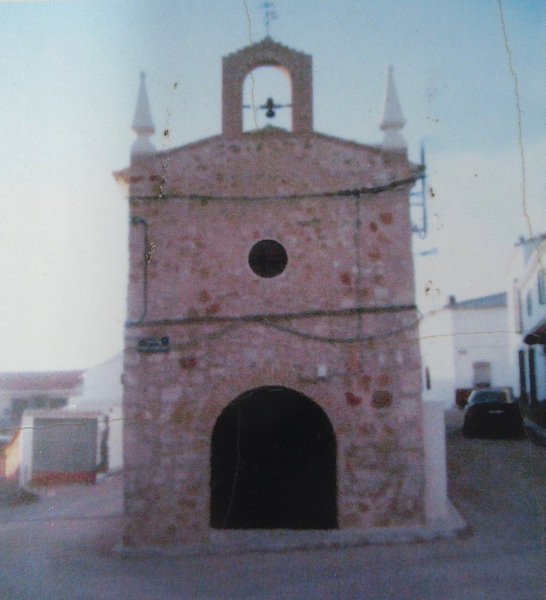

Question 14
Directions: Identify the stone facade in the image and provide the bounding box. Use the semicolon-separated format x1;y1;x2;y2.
117;38;425;547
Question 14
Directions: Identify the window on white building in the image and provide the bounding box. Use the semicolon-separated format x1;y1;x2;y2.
538;269;546;305
425;367;431;390
526;290;533;316
473;362;491;388
514;284;522;333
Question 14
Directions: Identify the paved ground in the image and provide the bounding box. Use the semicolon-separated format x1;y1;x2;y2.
0;409;544;599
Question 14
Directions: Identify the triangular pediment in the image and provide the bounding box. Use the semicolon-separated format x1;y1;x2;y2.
125;128;417;200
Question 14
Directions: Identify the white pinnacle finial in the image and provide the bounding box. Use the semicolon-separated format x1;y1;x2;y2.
131;71;156;157
380;65;406;151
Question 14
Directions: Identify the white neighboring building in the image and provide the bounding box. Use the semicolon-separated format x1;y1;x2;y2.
19;409;104;487
0;371;83;428
419;307;455;406
420;292;519;407
512;234;546;405
449;293;518;398
1;358;123;483
68;354;124;472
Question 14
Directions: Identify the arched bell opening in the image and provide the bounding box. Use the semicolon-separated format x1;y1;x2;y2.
243;66;293;132
222;38;313;136
210;386;337;529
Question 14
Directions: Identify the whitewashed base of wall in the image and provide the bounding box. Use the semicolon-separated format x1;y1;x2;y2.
422;399;467;534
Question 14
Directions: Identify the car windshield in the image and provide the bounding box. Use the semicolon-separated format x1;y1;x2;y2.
469;391;508;404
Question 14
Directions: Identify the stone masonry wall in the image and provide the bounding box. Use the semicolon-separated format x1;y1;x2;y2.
122;129;425;547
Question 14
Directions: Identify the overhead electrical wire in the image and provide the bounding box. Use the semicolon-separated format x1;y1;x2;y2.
129;171;425;325
125;308;420;352
127;169;426;352
129;171;424;203
126;303;417;329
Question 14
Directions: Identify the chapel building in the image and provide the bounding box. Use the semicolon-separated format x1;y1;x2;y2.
115;37;427;547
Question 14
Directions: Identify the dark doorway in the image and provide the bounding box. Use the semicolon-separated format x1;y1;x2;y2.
210;386;337;529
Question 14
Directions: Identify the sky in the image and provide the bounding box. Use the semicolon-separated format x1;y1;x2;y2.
0;0;545;371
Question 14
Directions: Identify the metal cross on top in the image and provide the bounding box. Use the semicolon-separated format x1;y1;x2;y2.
263;1;277;37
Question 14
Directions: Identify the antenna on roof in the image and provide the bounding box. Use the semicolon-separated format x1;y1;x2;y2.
263;1;277;38
410;143;428;238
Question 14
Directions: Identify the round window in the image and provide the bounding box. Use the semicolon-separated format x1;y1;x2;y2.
248;239;288;278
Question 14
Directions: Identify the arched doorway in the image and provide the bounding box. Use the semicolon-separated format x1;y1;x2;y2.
210;386;337;529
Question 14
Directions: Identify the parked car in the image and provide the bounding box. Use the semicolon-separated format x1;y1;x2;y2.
463;388;523;438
